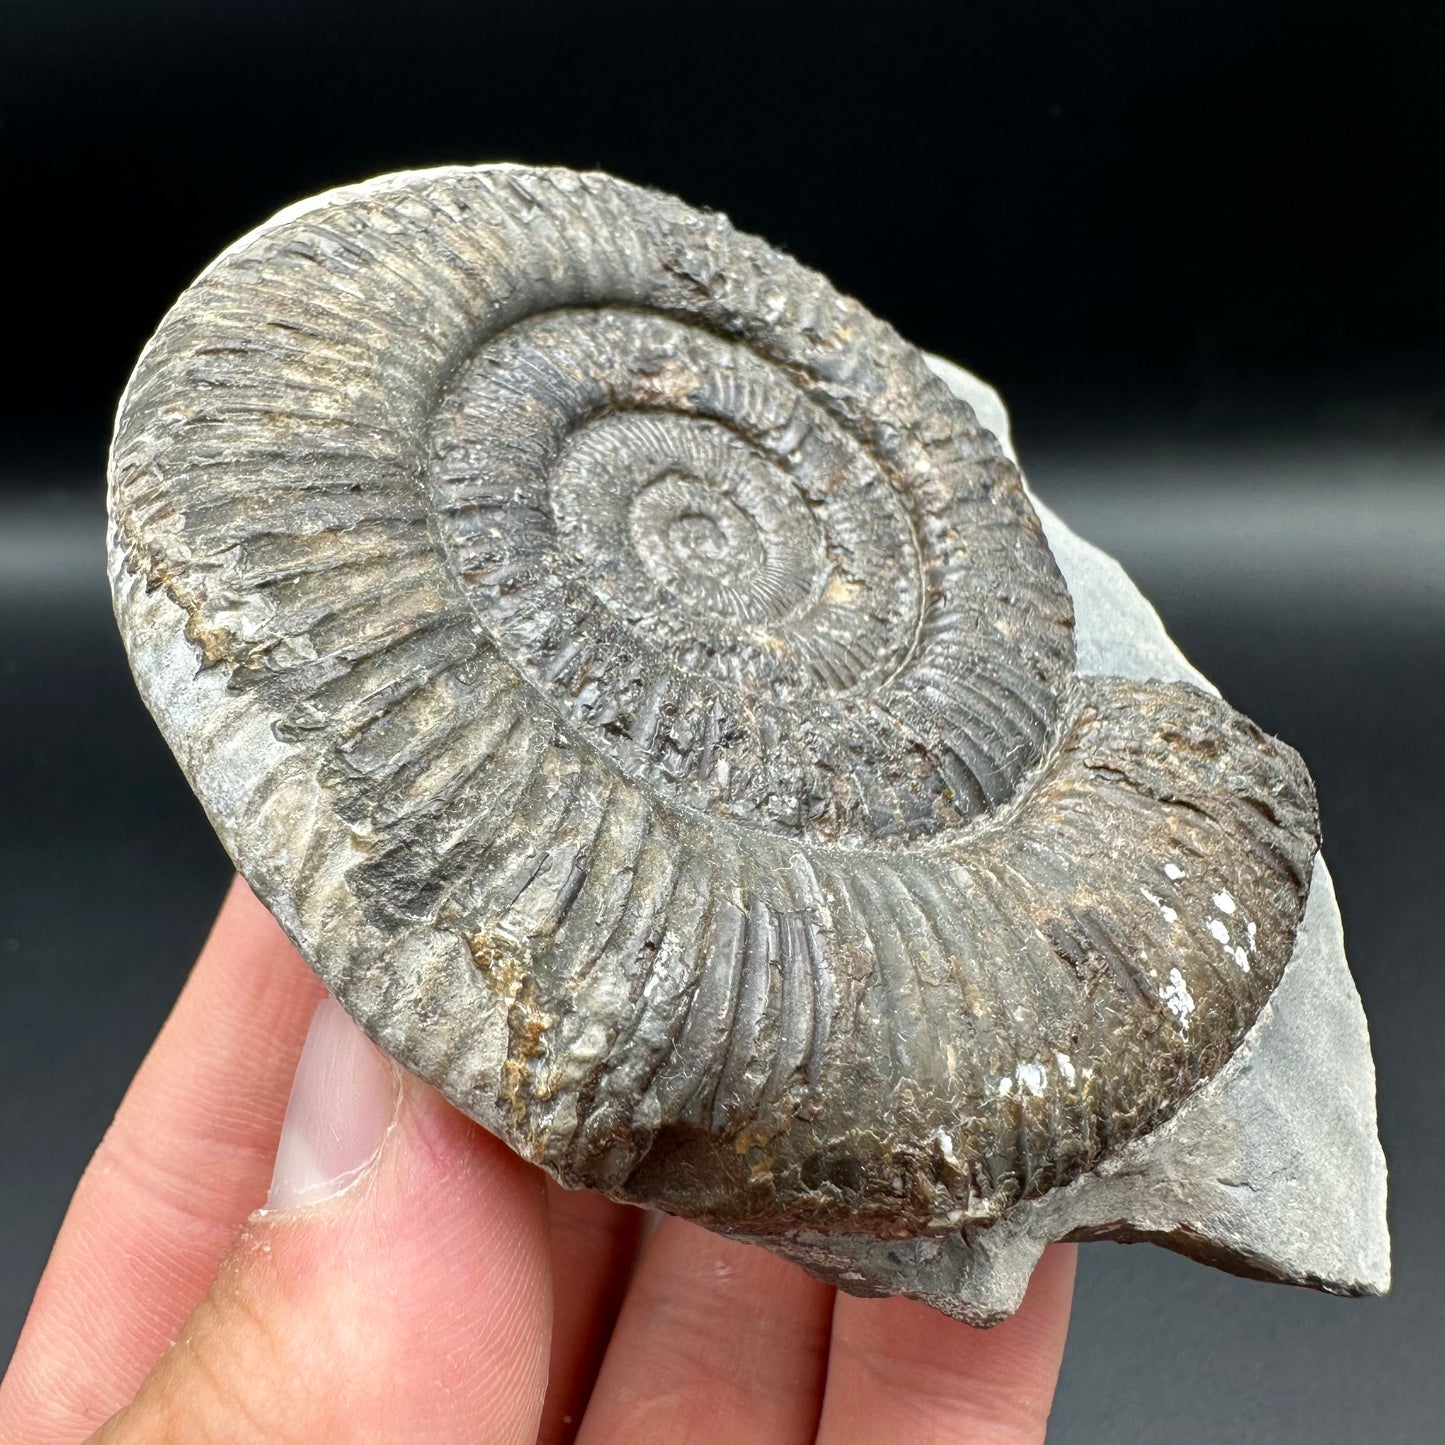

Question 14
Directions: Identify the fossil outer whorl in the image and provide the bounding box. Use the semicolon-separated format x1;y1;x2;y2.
108;167;1319;1259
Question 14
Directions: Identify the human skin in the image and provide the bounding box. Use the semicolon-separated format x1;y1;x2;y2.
0;878;1075;1444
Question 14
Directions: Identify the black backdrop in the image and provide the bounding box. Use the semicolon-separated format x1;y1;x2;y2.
3;0;1441;462
2;3;1442;1441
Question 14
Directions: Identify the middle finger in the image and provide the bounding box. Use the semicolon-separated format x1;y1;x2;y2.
539;1182;648;1445
576;1218;833;1445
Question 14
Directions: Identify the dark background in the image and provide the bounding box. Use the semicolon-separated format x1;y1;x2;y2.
2;2;1441;1440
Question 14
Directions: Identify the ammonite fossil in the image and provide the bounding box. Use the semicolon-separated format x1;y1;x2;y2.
108;165;1384;1322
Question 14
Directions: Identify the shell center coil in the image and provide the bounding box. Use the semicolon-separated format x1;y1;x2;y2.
559;412;831;658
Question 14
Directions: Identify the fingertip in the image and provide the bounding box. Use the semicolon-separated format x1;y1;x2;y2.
263;997;399;1212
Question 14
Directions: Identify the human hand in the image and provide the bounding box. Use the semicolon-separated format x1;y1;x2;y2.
0;878;1075;1444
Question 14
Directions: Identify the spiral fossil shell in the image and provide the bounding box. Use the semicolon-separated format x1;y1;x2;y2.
109;166;1320;1299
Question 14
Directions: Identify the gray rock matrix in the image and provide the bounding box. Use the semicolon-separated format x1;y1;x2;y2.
108;166;1388;1321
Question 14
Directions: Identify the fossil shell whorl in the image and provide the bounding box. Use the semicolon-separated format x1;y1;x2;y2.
108;166;1319;1246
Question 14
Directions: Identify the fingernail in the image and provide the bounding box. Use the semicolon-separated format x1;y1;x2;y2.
265;996;398;1211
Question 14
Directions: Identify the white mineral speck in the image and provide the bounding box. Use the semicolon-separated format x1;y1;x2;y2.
1160;967;1196;1029
1140;886;1180;925
1233;945;1251;973
1164;861;1186;881
1208;917;1231;945
1054;1051;1077;1086
1016;1060;1047;1098
1213;889;1237;914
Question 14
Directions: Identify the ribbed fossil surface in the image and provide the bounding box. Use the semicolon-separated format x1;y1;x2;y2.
109;166;1319;1276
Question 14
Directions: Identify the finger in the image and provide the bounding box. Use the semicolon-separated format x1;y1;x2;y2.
576;1218;833;1445
92;996;552;1444
539;1182;648;1445
814;1243;1077;1445
0;878;324;1444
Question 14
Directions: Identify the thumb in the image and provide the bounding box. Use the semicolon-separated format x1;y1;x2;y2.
92;997;553;1445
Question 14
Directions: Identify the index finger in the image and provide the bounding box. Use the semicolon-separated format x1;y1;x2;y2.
0;878;324;1444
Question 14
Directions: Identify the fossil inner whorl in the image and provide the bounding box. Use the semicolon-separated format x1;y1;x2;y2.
427;292;1072;845
108;165;1320;1247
